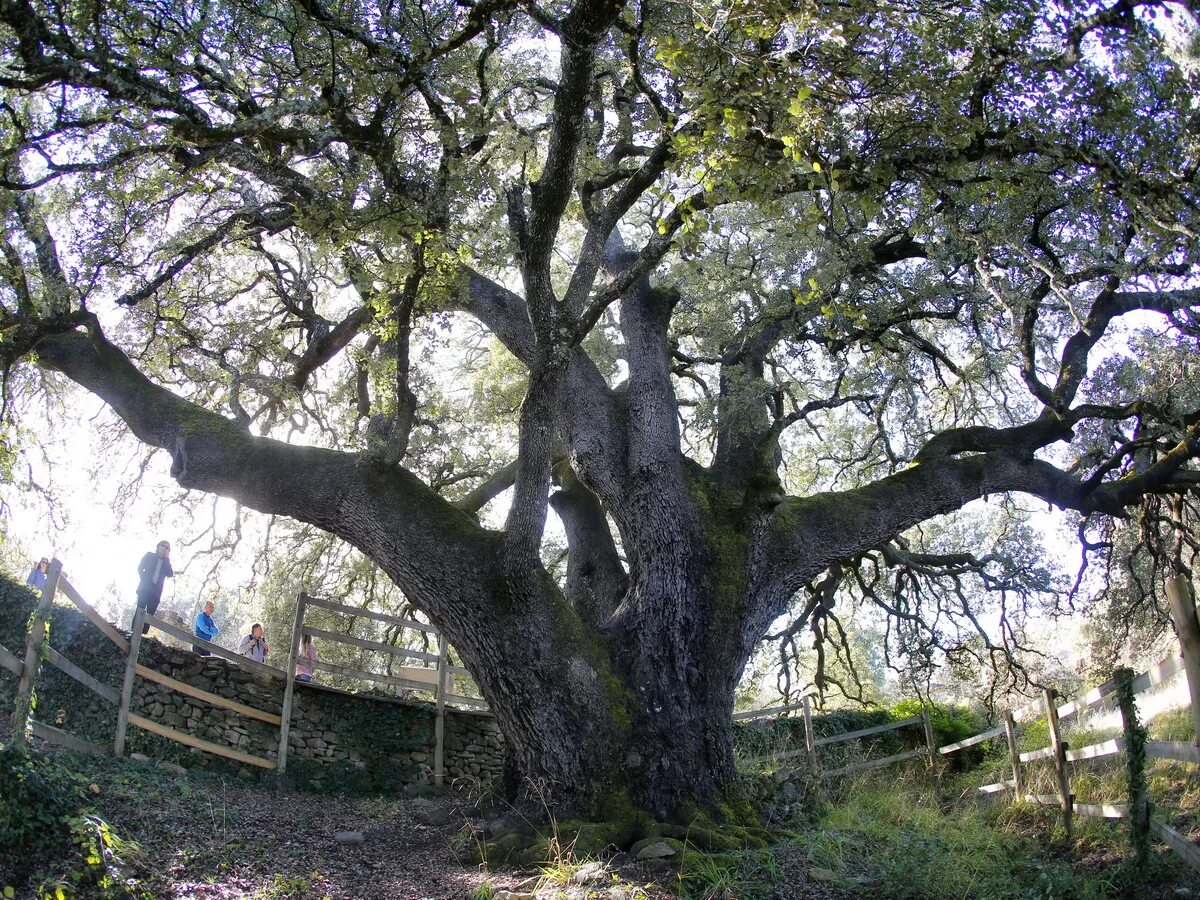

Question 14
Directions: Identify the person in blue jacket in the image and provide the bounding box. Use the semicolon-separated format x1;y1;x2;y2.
193;600;219;655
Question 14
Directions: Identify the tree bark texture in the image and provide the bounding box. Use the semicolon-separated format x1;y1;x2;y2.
9;0;1200;821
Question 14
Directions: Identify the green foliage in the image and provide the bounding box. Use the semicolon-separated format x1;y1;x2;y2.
678;847;780;900
890;699;984;746
0;744;87;863
0;745;145;898
1019;718;1051;754
253;872;329;900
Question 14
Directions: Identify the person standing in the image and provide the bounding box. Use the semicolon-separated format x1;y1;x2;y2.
192;600;219;654
26;558;49;591
238;623;268;663
135;540;173;634
295;633;317;682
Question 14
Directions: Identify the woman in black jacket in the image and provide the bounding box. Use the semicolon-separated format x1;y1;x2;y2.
135;540;174;634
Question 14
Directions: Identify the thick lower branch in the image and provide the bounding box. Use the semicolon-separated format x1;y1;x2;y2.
33;322;499;623
764;450;1123;603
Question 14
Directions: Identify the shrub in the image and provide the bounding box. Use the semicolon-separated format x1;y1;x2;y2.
0;745;145;897
890;699;984;746
0;744;88;864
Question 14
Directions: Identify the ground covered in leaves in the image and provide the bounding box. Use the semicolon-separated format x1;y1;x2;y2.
0;739;838;900
4;731;1198;899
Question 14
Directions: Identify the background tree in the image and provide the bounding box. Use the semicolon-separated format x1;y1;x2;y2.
1;0;1198;818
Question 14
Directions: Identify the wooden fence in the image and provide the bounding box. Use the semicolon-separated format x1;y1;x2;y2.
113;607;285;770
744;700;936;779
7;560;1198;874
2;565;489;780
742;574;1200;876
2;559;126;756
279;593;489;783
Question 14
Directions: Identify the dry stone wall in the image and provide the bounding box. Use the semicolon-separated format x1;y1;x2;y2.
0;581;505;791
444;707;505;785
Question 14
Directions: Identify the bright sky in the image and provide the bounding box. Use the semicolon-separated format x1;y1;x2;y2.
4;387;252;632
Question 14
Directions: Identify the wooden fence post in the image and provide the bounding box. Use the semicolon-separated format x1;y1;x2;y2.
1004;710;1025;800
276;594;307;773
1043;686;1073;839
11;558;61;747
1165;575;1200;747
802;695;818;776
1113;667;1150;866
114;606;146;757
434;632;448;786
922;706;940;789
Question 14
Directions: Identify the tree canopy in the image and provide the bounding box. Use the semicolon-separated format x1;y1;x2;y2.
1;0;1198;815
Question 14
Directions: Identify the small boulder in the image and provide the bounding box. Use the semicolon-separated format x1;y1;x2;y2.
158;761;187;776
334;831;365;845
567;861;607;885
411;801;455;827
129;753;150;763
633;839;679;860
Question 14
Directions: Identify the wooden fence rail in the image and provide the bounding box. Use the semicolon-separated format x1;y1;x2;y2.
302;595;440;634
9;558;127;755
0;641;23;677
813;715;921;747
743;574;1200;877
939;724;1004;755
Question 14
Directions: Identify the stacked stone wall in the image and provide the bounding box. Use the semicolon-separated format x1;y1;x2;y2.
0;581;505;791
443;707;504;784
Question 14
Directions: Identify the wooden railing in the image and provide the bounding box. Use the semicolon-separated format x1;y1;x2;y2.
2;566;488;780
110;607;284;770
277;592;490;783
739;574;1200;877
4;559;120;756
746;697;937;780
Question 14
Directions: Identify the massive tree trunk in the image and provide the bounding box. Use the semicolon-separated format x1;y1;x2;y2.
6;0;1200;824
31;316;760;817
36;309;1156;819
